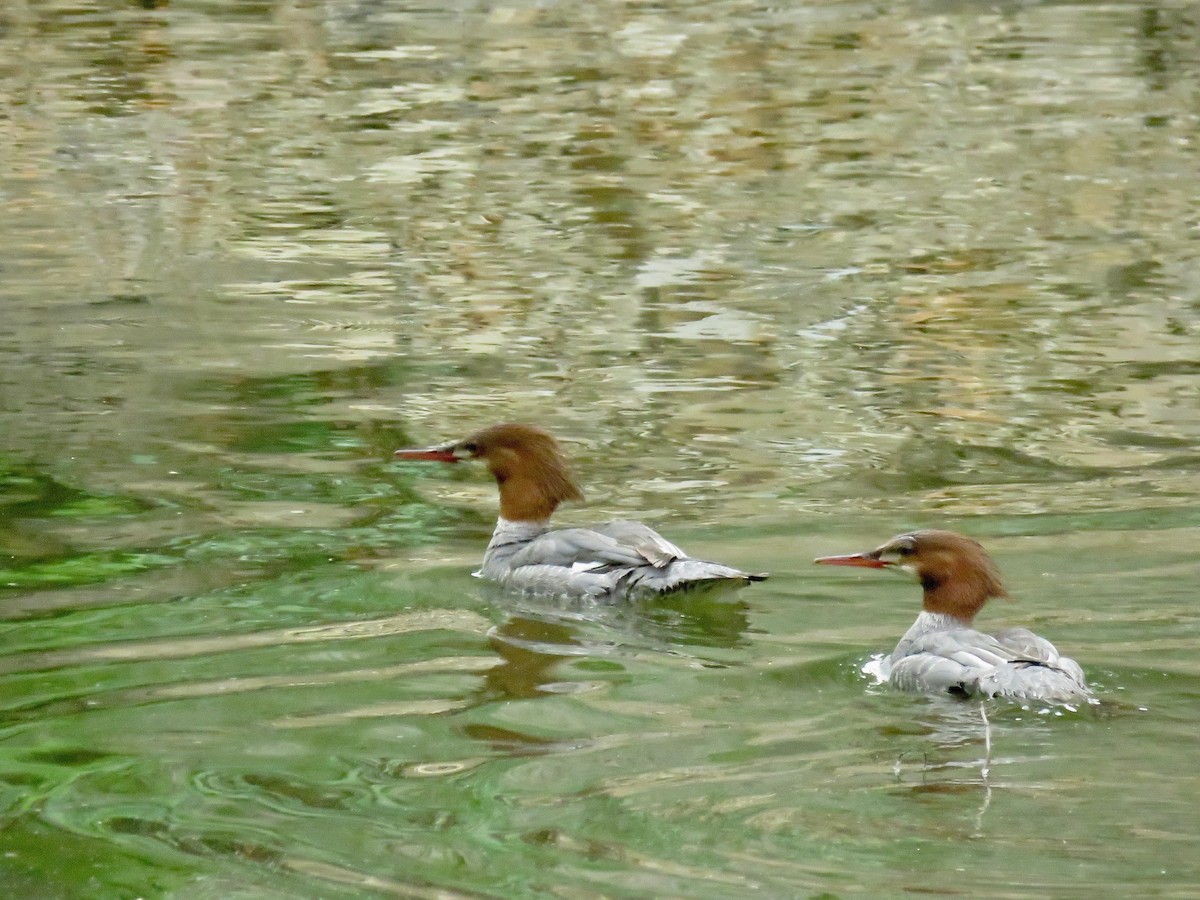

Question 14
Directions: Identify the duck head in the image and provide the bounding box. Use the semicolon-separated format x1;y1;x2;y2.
395;423;584;523
815;529;1007;624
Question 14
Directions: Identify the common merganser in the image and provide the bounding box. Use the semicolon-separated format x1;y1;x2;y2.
394;423;767;600
815;530;1090;703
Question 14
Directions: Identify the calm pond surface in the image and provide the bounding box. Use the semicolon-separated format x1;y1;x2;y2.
2;0;1200;896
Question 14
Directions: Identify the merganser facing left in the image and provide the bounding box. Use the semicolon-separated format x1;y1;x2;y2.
816;530;1090;703
394;423;767;600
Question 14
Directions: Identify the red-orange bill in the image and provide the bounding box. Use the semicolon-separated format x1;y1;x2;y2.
814;553;889;568
394;447;459;463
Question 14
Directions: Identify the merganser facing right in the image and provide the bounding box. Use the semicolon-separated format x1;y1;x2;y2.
395;423;766;600
816;530;1091;703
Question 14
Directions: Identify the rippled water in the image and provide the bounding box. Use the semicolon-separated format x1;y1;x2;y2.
3;1;1200;896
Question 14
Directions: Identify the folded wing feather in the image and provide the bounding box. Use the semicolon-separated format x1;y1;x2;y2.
505;521;688;572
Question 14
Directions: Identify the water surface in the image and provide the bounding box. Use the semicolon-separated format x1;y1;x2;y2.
2;1;1199;896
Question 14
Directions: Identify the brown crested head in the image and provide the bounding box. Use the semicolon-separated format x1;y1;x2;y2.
396;423;584;522
815;529;1007;623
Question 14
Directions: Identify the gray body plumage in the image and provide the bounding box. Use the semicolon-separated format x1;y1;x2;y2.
478;518;764;600
882;611;1090;703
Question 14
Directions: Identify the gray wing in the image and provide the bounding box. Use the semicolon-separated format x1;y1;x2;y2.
589;520;767;587
991;627;1061;662
892;627;1089;701
980;627;1089;700
888;628;1017;694
504;522;686;572
972;658;1090;701
497;521;763;598
587;520;689;566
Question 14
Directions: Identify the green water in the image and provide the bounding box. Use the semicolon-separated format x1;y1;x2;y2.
3;1;1199;896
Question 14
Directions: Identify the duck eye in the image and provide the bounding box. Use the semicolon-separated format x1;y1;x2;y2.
461;442;479;455
897;545;914;557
